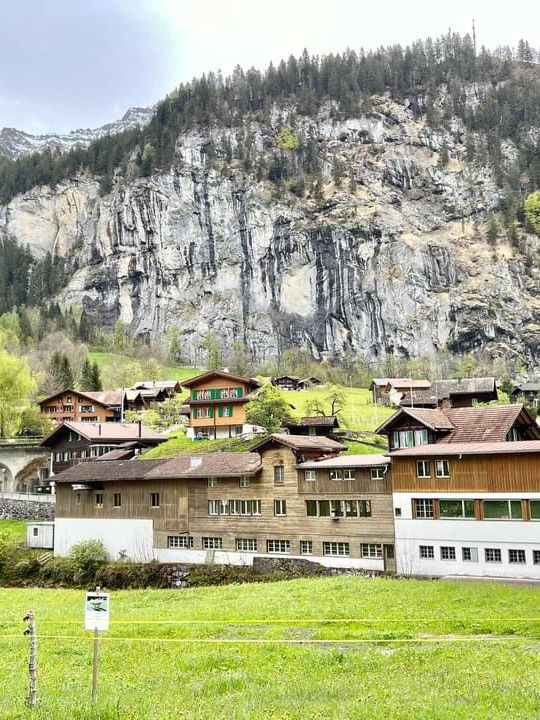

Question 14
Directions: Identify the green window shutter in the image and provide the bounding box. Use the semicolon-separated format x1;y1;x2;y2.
237;387;243;398
210;389;215;399
228;406;233;417
192;390;197;400
218;406;223;417
208;407;214;418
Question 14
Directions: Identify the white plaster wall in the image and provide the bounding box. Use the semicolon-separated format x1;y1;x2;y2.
394;492;540;579
54;518;154;561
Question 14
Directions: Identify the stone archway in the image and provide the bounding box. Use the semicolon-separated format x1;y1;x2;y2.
0;463;14;492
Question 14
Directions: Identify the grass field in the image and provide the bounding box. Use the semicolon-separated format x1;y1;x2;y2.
88;352;199;383
0;520;26;542
1;577;539;719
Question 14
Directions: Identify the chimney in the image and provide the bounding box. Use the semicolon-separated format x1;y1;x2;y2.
190;457;202;468
138;420;142;438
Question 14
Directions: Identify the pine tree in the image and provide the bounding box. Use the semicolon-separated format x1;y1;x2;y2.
91;362;103;391
80;357;94;389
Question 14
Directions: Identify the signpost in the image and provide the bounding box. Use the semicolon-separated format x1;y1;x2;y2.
85;587;110;702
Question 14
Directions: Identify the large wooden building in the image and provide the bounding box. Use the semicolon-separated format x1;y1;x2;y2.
53;434;395;571
39;389;125;424
181;370;261;439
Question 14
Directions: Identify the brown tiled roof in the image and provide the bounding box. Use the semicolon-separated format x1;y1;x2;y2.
84;390;124;406
298;454;389;469
96;444;139;461
287;415;339;427
370;378;431;389
251;433;346;453
180;370;261;388
399;390;439;407
41;421;165;446
433;377;497;398
54;459;164;484
145;452;262;479
389;440;540;457
440;405;526;443
375;407;454;434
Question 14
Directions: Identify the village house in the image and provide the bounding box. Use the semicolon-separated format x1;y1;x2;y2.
181;370;261;439
271;376;322;391
389;441;540;579
125;386;169;412
285;415;340;437
370;378;431;405
40;421;165;475
132;380;182;396
39;389;125;424
53;434;395;571
399;377;498;409
511;382;540;409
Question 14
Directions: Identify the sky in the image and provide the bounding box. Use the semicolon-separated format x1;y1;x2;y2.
1;0;539;134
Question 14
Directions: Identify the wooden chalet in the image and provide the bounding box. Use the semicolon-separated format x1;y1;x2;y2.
39;389;125;424
181;370;261;440
271;376;322;391
511;382;540;408
285;415;340;437
370;378;431;405
53;434;395;571
399;377;498;409
40;421;165;474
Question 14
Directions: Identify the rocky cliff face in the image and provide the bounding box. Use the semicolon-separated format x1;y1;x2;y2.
0;107;153;160
2;96;540;365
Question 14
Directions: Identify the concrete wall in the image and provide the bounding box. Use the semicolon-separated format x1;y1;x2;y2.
54;518;154;560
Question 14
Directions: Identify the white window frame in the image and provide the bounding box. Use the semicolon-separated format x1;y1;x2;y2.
343;469;356;480
370;467;384;480
323;541;350;557
533;550;540;565
360;543;382;558
462;547;478;562
419;545;434;559
439;499;475;519
482;499;523;520
274;499;287;516
508;549;526;564
304;470;316;482
435;460;450;478
235;538;257;552
300;540;313;555
208;477;218;487
266;539;290;554
113;493;122;508
274;465;285;485
95;493;103;508
485;547;502;563
416;460;430;478
239;476;250;488
167;536;193;549
440;546;456;560
208;500;220;516
150;492;160;508
415;499;434;518
202;536;223;550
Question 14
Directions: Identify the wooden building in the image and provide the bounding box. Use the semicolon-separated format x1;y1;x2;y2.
390;441;540;579
39;389;125;424
40;421;165;475
181;370;261;440
285;415;340;437
511;382;540;409
370;379;431;405
53;434;395;571
399;377;498;409
271;376;322;391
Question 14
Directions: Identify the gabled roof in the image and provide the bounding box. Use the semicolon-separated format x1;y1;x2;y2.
399;390;439;408
40;421;165;447
433;377;497;398
251;433;346;453
39;388;122;408
180;370;261;389
375;407;455;435
512;382;540;393
145;452;262;479
389;440;540;457
441;405;537;443
370;378;431;390
133;380;181;390
286;415;340;428
54;459;164;484
298;454;389;469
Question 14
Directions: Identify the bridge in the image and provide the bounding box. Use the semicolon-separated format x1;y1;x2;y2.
0;438;50;493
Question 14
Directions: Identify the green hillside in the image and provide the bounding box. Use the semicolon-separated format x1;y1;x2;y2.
88;351;200;382
1;577;539;719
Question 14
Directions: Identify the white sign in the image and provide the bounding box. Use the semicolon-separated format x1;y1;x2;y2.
85;591;110;631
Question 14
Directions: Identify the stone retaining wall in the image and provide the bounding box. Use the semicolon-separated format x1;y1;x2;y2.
0;498;55;521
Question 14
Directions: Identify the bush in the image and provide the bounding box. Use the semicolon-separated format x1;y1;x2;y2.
0;532;20;578
68;539;108;584
38;557;76;586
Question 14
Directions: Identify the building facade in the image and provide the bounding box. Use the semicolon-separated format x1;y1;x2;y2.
53;435;395;571
181;370;261;439
39;389;125;424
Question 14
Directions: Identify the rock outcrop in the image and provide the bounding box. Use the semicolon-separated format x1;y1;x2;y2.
2;96;540;364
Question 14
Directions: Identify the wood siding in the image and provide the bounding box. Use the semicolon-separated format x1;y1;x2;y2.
392;453;540;493
40;391;118;423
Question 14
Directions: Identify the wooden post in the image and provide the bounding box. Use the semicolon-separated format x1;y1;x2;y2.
91;585;100;703
24;610;37;708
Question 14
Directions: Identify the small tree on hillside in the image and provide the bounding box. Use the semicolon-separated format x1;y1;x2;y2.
245;385;292;433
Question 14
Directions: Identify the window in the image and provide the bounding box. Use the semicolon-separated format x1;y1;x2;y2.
394;507;402;517
483;500;522;520
304;470;316;482
440;546;456;560
95;493;103;508
392;429;428;449
208;478;218;487
235;538;257;552
210;499;261;516
485;548;502;563
533;550;540;565
530;501;540;519
329;469;343;480
417;461;430;478
274;465;284;485
32;527;38;537
361;543;382;558
508;549;526;564
239;476;250;488
371;467;384;480
113;493;122;508
343;469;356;480
266;539;290;554
435;460;450;478
202;537;222;549
150;493;160;508
419;545;434;559
414;499;434;518
306;499;370;518
208;500;220;515
274;499;287;516
506;427;522;441
168;536;193;549
439;499;475;519
323;542;350;556
462;547;478;562
300;540;313;555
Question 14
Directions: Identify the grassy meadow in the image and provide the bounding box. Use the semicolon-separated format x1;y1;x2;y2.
1;576;539;719
0;520;26;542
88;352;199;383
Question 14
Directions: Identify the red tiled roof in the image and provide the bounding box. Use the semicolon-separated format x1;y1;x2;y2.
389;440;540;457
375;407;454;434
441;405;526;443
251;433;346;453
40;421;165;446
54;459;164;483
286;415;339;427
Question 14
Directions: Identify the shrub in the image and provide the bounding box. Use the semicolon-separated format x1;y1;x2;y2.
39;557;76;586
68;539;108;584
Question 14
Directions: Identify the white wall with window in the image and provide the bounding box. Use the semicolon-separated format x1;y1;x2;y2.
393;491;540;579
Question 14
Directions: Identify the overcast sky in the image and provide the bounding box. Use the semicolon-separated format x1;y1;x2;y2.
1;0;539;134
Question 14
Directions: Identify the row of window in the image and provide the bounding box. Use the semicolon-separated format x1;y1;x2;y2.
419;545;540;565
302;467;385;482
208;499;262;516
193;387;243;400
57;446;116;462
166;535;386;558
208;477;251;487
412;498;540;520
417;460;450;478
392;429;429;449
193;406;235;419
207;498;373;518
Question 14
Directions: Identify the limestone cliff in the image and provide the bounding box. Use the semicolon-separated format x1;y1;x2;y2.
2;96;540;364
